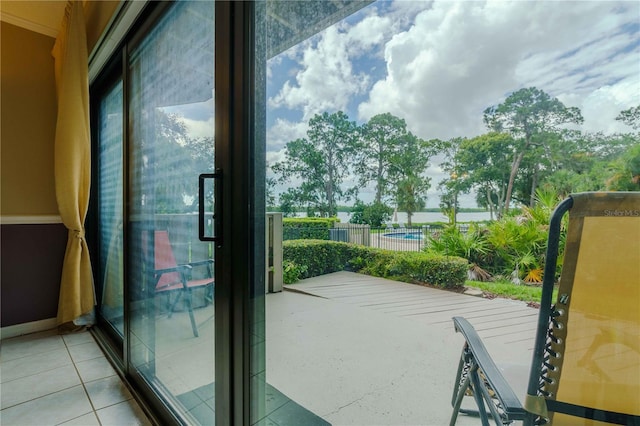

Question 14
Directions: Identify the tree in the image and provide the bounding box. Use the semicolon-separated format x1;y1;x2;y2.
454;133;514;219
396;175;428;226
183;136;214;210
513;130;572;207
483;87;583;213
349;200;392;227
616;105;640;130
356;113;408;205
537;132;638;196
605;144;640;190
273;111;359;217
265;176;277;208
278;189;298;217
437;137;469;224
151;111;199;213
391;133;432;226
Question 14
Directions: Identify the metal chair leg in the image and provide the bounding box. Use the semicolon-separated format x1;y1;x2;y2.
184;288;199;337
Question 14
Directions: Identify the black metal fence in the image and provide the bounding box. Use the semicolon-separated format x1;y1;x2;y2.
282;222;474;252
283;224;423;252
156;216;470;255
367;225;430;252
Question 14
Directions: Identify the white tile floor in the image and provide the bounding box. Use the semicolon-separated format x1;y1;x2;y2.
0;329;152;426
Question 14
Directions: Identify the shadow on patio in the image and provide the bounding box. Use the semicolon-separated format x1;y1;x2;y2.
267;271;538;425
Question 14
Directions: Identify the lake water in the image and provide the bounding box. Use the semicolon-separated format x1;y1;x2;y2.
293;211;493;223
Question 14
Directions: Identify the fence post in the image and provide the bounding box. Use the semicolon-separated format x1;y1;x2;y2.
363;225;370;246
266;213;283;292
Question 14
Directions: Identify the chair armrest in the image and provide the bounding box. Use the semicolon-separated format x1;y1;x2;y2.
453;316;527;419
188;259;214;268
155;264;192;275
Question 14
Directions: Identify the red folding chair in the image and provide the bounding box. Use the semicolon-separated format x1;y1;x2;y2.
154;230;214;337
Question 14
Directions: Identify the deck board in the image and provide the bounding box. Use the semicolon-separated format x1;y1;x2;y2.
285;271;540;345
271;271;538;424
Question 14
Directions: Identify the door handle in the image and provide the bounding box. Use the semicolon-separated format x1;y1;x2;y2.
199;170;222;245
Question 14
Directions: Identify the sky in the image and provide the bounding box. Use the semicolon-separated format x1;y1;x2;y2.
263;0;640;208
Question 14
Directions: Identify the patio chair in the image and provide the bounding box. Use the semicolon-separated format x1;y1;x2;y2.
449;192;640;425
154;230;214;337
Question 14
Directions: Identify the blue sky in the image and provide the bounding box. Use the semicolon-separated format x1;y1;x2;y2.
181;1;640;208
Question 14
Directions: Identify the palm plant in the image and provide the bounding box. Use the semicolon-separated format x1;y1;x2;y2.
484;188;563;283
426;223;493;281
486;216;547;283
428;189;569;285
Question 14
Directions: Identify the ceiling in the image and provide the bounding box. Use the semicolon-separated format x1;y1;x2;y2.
0;1;69;38
1;0;373;48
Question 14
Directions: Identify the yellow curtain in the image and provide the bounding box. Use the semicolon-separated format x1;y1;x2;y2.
103;222;123;309
52;1;94;327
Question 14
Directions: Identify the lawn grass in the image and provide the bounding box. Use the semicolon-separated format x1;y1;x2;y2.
465;280;558;304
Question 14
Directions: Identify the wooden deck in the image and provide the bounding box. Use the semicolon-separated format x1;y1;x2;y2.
269;271;540;424
285;271;539;348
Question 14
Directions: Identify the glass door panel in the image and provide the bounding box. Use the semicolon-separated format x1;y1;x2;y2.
98;79;124;337
128;2;215;423
257;2;374;424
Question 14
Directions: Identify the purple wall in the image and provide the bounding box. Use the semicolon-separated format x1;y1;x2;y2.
1;223;67;326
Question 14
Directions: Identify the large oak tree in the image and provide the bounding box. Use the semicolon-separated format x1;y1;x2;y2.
483;87;583;213
273;111;359;217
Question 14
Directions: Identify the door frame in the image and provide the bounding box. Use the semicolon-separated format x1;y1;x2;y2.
214;1;256;424
88;2;263;424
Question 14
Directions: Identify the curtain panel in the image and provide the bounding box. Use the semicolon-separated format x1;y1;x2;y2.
52;1;95;327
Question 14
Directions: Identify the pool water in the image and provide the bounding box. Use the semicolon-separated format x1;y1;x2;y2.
384;232;423;240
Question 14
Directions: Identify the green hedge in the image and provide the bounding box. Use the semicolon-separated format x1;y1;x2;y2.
283;239;468;289
282;217;339;240
282;239;353;278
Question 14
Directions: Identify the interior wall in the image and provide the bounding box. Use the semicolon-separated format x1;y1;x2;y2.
85;1;120;54
1;22;58;216
0;3;120;329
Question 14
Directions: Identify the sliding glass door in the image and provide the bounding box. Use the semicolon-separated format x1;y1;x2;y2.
96;78;124;339
91;2;263;424
91;1;369;423
127;2;216;423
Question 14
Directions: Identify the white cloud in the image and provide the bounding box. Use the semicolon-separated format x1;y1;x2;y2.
357;0;640;140
266;148;287;170
266;118;308;152
342;13;393;57
579;80;640;134
268;16;394;121
181;116;214;139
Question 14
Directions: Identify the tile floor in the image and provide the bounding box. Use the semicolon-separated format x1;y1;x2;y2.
0;329;152;425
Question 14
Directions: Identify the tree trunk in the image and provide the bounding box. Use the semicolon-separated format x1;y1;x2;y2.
376;153;383;204
529;165;539;207
504;147;527;214
486;190;495;221
327;152;335;216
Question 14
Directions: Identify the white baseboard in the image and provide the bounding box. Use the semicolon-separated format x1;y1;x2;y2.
0;215;63;225
1;318;57;340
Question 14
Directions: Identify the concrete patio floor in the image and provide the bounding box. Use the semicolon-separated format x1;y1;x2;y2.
266;271;539;425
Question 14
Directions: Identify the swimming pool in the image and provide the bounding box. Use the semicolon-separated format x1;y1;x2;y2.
383;232;423;240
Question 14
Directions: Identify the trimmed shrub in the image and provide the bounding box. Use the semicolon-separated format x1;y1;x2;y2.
283;260;308;284
282;217;339;240
283;239;468;289
283;239;352;278
388;252;468;288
